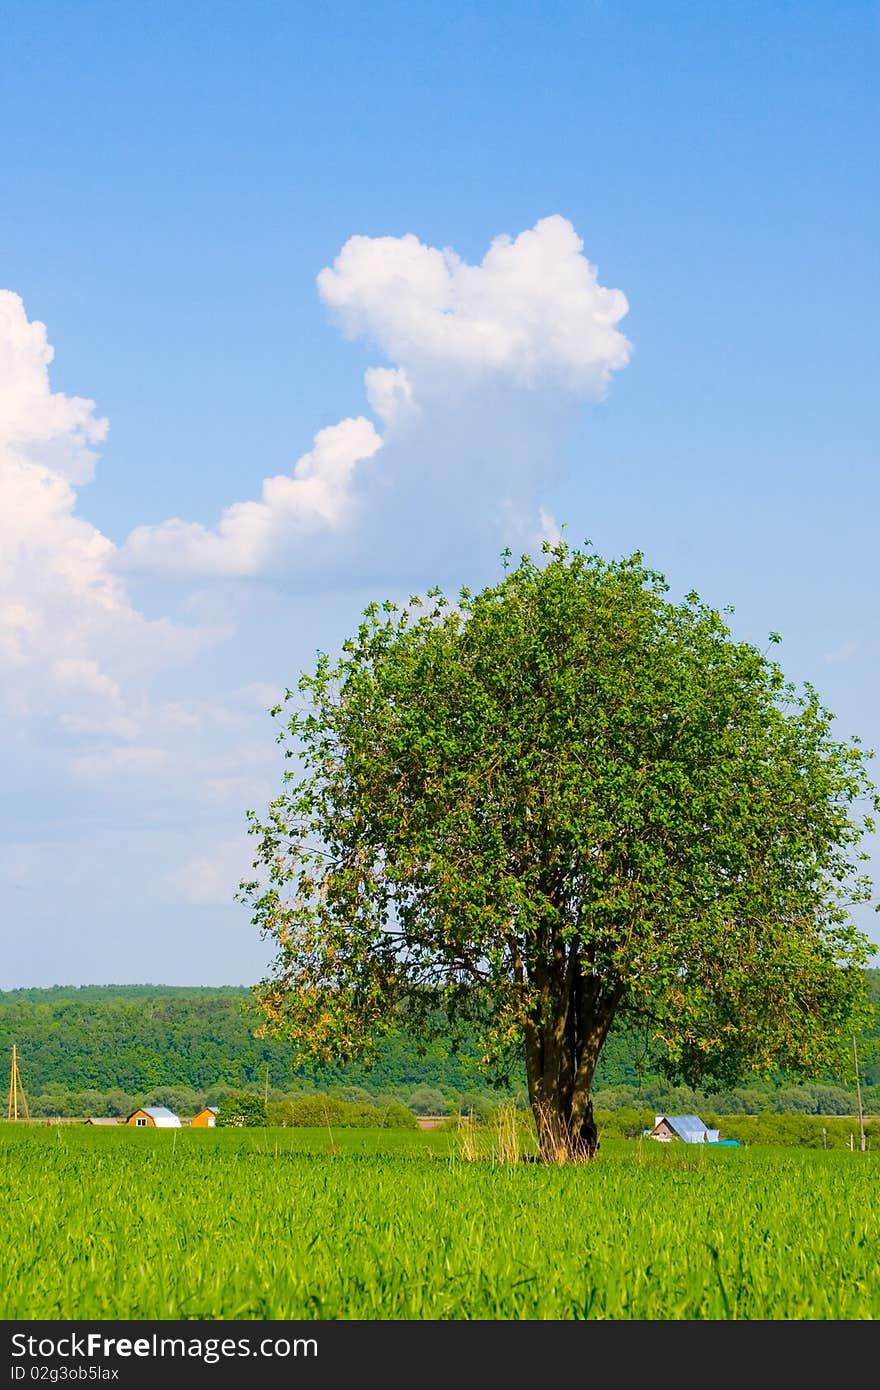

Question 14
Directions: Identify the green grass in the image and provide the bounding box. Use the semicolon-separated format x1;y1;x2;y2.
1;1124;877;1320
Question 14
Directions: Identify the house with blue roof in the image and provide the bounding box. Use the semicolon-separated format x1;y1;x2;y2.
646;1114;725;1144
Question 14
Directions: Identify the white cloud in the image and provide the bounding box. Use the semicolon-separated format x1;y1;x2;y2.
364;366;416;427
164;838;253;906
0;291;211;726
1;220;631;819
317;214;631;396
68;744;172;781
51;657;122;702
0;289;108;484
120;215;631;583
60;692;280;804
121;415;382;577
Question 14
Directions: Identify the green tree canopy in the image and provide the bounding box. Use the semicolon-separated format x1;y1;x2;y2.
215;1092;268;1128
241;541;878;1162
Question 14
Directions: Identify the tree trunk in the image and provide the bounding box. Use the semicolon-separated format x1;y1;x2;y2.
522;950;621;1163
530;1092;599;1163
524;1015;601;1163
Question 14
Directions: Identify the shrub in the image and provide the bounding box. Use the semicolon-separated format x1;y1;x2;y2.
379;1101;418;1128
215;1093;268;1128
594;1108;655;1140
278;1093;418;1128
406;1086;450;1115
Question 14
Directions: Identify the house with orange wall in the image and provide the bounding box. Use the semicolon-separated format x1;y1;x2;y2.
191;1105;219;1128
126;1106;181;1128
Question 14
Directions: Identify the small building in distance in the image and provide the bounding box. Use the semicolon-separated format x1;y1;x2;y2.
84;1117;122;1126
191;1105;219;1128
645;1114;737;1145
126;1106;181;1129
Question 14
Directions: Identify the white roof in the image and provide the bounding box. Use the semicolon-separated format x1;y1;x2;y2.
134;1106;181;1127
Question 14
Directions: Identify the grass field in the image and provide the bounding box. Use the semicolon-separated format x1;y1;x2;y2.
1;1123;877;1320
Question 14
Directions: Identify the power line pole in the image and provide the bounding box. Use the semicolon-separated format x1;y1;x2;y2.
853;1036;866;1153
6;1045;30;1122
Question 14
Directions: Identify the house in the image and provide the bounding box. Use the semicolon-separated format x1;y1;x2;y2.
646;1114;725;1144
191;1105;219;1128
84;1117;122;1125
125;1106;181;1128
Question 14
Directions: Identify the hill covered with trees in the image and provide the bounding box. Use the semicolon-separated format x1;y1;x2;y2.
0;973;877;1120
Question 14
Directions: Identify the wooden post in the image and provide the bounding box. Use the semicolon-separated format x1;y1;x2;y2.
6;1045;30;1122
853;1036;866;1154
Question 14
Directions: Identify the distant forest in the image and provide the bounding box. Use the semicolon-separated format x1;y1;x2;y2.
0;972;877;1119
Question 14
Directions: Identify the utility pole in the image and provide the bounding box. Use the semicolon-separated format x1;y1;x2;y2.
853;1036;866;1153
6;1045;30;1121
264;1064;269;1108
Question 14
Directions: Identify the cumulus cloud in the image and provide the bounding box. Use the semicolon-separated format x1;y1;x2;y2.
121;215;631;584
1;218;631;774
0;291;213;726
122;415;381;578
317;214;630;396
0;290;108;483
364;366;416;427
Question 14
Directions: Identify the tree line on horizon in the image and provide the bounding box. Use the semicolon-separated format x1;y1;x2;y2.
0;977;876;1120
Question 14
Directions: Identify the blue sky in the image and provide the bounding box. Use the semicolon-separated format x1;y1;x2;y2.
2;0;878;986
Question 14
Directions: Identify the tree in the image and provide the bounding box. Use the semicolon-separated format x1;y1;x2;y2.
240;541;878;1163
215;1092;267;1127
406;1085;450;1116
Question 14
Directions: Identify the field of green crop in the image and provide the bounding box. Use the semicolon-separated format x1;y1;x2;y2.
1;1123;877;1320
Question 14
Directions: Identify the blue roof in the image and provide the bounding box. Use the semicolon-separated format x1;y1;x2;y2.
647;1115;735;1145
660;1115;709;1140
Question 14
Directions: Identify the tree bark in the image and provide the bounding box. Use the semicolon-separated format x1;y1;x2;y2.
522;949;622;1162
524;1014;600;1162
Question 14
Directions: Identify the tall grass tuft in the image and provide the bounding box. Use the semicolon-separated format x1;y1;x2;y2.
455;1108;480;1162
493;1102;522;1165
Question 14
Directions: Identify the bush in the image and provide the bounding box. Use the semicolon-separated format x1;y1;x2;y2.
379;1101;419;1128
594;1107;655;1140
711;1113;879;1149
276;1093;418;1128
406;1085;450;1115
215;1093;268;1128
286;1095;348;1127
